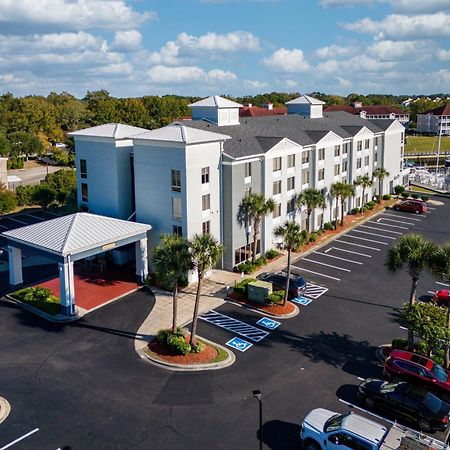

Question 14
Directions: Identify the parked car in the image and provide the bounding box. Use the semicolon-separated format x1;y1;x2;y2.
433;290;450;307
393;200;427;214
358;378;450;432
256;271;306;298
384;350;450;401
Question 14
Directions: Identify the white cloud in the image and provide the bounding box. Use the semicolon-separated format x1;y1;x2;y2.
0;0;155;33
315;44;355;59
367;39;432;61
342;13;450;39
112;30;142;52
437;49;450;61
336;77;352;89
262;48;311;73
244;80;268;90
320;0;450;13
284;79;299;88
147;65;237;84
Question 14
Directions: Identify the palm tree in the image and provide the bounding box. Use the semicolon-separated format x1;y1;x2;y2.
338;183;355;226
189;233;223;346
385;234;437;351
330;182;343;229
319;195;327;229
297;188;325;233
238;193;275;263
373;167;390;204
354;175;373;212
152;234;193;333
431;243;450;367
274;221;305;306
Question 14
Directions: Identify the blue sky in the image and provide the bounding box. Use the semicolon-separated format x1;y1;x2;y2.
0;0;449;98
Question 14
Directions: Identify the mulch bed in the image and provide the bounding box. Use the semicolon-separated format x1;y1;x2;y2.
147;334;218;365
228;292;295;316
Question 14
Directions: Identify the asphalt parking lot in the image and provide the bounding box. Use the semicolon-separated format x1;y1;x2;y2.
0;197;449;449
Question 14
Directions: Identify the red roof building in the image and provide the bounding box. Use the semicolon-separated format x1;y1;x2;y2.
239;104;287;117
417;104;450;135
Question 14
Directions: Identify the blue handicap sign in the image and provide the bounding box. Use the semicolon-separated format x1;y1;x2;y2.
226;337;253;352
291;296;312;306
256;317;281;330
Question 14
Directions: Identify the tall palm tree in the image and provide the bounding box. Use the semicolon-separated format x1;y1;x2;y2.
319;195;327;229
330;182;343;229
431;243;450;367
297;188;325;233
385;234;437;350
373;167;390;204
152;234;193;333
238;193;275;263
189;233;223;345
274;221;305;305
354;174;373;212
338;183;355;226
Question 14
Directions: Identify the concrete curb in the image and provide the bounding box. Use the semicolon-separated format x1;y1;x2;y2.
138;335;236;372
375;344;391;363
0;397;11;425
225;297;300;319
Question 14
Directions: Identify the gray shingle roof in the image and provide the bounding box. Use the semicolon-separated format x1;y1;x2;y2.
179;111;390;159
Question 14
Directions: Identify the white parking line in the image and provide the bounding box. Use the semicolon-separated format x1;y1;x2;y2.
0;224;8;230
335;239;381;251
352;230;396;240
428;207;436;210
45;211;61;217
291;265;341;281
0;428;39;450
371;220;408;230
302;257;351;272
381;214;421;223
428;290;435;295
360;225;403;235
436;282;448;287
7;217;27;225
345;235;389;245
332;247;372;258
26;213;45;221
314;251;363;265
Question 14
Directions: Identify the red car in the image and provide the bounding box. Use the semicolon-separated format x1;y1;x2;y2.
434;290;450;307
393;200;428;214
384;350;450;401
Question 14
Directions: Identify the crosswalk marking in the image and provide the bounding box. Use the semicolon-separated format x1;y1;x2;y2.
200;311;269;342
304;283;328;299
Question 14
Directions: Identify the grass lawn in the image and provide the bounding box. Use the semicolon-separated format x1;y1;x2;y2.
405;136;450;154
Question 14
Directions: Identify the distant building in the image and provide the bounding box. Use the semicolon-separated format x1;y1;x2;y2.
417;104;450;136
239;104;287;117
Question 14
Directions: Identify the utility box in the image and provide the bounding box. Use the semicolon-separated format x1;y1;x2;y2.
247;281;272;304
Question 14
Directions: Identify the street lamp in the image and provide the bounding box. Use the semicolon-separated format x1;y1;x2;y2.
252;390;263;450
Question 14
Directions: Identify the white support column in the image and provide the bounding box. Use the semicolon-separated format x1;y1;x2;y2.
59;260;75;316
8;246;23;285
135;238;148;283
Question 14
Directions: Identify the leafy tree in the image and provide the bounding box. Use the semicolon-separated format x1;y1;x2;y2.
7;131;44;160
116;98;152;129
274;221;305;305
84;90;118;126
189;233;223;345
15;185;37;206
0;185;17;213
297;188;325;233
354;175;373;211
330;182;342;228
338;183;354;226
385;234;437;350
31;183;56;211
0;132;10;157
238;193;275;263
373;167;390;204
152;234;193;333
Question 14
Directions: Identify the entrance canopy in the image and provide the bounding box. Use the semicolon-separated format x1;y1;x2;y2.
2;213;152;316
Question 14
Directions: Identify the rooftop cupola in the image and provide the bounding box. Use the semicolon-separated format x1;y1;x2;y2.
189;95;243;126
285;95;325;118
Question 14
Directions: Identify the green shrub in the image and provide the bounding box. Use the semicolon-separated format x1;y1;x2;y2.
191;341;206;353
324;222;334;230
394;185;405;195
156;328;184;343
15;185;36;206
12;286;60;315
237;261;255;274
167;334;191;355
413;340;428;356
411;193;419;200
364;202;374;210
362;206;369;212
0;188;17;213
367;200;377;207
300;230;308;240
7;157;24;169
382;194;391;200
401;192;409;199
233;278;257;295
255;256;267;267
266;293;282;305
431;349;445;367
309;232;318;243
350;208;358;214
421;195;429;202
391;337;408;350
265;249;280;260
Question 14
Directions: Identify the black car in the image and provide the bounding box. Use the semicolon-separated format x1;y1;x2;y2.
358;378;450;432
256;271;306;298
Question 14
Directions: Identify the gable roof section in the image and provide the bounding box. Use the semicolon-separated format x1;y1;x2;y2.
304;130;330;143
255;136;285;152
2;213;151;257
286;95;325;105
189;96;243;108
131;123;231;144
68;123;150;139
422;104;450;116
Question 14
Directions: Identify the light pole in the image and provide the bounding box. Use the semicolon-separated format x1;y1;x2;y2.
252;390;263;450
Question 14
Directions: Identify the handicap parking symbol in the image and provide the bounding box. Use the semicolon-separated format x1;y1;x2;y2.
226;337;253;352
291;296;312;306
256;317;281;330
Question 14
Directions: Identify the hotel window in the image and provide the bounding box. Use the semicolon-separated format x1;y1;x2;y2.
80;159;87;179
365;139;370;149
172;197;182;220
374;152;378;163
302;151;310;164
202;194;210;211
374;137;379;148
334;164;340;176
171;169;181;192
318;168;325;181
287;197;296;214
273;203;281;218
287;176;295;191
173;225;182;237
201;167;209;184
273;180;282;195
364;156;370;166
318;148;325;160
287;154;295;168
334;145;340;157
343;143;349;154
357;141;362;151
273;157;282;172
356;158;362;169
202;221;210;235
342;160;348;172
245;162;252;178
302;170;310;185
81;183;88;202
